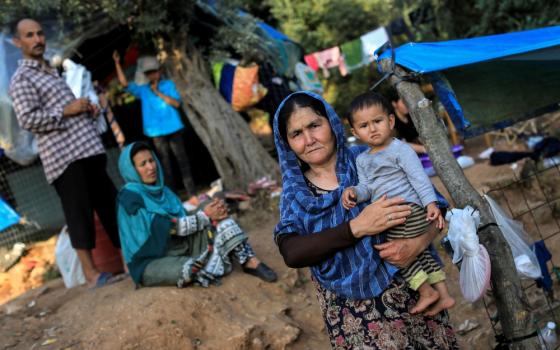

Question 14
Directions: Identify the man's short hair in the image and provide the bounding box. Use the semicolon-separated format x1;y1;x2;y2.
10;17;37;37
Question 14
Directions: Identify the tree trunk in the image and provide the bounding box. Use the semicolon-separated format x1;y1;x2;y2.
379;61;539;349
163;37;280;190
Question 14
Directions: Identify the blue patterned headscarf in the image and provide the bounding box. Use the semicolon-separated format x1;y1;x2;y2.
273;91;398;299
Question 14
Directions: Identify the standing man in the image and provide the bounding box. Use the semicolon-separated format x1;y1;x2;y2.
9;18;120;287
112;51;195;196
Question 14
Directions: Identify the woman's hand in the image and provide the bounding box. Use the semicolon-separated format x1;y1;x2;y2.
374;221;440;268
203;198;228;222
349;195;411;239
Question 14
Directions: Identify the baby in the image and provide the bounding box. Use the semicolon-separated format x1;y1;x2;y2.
342;91;455;315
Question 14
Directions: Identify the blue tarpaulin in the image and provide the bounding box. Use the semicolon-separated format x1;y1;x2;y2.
377;26;560;137
379;26;560;73
0;197;20;232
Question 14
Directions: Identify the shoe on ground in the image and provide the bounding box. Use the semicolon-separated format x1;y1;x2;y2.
243;262;277;283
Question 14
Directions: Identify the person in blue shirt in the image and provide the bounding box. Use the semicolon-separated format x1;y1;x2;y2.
113;51;195;196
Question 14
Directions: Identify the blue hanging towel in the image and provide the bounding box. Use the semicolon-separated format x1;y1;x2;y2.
533;240;553;292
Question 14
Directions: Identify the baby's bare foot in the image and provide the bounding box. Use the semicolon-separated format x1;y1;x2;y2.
410;287;439;314
424;296;456;317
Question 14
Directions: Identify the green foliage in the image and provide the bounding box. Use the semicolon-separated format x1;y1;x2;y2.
210;4;264;63
265;0;396;52
465;0;560;36
0;0;260;62
0;0;202;43
323;65;381;118
396;0;560;40
250;0;395;112
3;0;558;114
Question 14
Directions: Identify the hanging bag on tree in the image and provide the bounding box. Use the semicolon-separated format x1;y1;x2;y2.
484;194;541;280
446;206;492;302
231;64;267;112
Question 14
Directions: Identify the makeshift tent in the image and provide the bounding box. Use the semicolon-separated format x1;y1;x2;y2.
198;1;302;78
377;26;560;137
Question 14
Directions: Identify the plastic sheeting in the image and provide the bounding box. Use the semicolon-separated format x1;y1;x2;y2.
377;26;560;138
0;17;116;164
0;197;20;232
378;26;560;74
0;34;38;165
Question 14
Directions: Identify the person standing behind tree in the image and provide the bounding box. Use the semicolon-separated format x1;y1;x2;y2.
387;88;427;154
9;18;121;288
112;51;195;196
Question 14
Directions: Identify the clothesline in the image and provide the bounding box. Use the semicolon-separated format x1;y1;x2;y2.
303;27;389;77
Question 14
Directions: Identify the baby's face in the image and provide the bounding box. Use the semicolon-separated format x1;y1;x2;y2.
350;104;395;148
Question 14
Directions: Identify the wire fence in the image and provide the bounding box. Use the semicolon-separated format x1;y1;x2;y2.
0;148;123;248
482;158;560;348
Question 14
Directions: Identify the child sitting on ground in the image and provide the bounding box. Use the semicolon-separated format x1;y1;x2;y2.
341;91;455;316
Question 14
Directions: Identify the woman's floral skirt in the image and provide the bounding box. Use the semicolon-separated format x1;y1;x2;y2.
313;276;459;349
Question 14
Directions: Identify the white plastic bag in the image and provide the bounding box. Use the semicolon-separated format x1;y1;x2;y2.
484;194;541;280
55;226;86;288
62;59;107;135
446;206;492;302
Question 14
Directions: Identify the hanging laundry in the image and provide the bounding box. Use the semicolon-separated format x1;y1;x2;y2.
340;39;365;71
361;27;389;62
315;47;342;69
314;46;348;77
304;54;319;71
294;62;323;95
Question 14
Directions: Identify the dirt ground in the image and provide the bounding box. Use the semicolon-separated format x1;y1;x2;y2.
1;130;559;350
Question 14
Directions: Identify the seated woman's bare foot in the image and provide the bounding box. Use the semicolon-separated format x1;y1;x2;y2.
424;296;455;317
410;284;439;314
243;256;260;269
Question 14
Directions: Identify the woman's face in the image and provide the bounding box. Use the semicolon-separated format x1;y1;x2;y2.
392;98;409;117
132;150;158;185
285;106;336;168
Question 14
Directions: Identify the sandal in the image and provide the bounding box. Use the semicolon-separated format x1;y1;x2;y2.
242;262;278;283
90;272;115;290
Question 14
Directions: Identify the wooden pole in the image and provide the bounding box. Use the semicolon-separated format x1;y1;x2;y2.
379;61;539;349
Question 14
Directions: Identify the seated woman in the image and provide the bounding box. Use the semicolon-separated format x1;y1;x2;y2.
117;142;277;287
